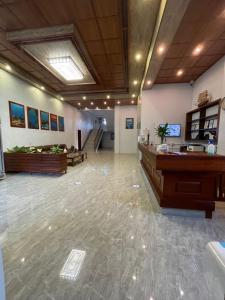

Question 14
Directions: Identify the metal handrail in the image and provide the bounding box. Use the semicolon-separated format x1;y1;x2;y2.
94;125;103;151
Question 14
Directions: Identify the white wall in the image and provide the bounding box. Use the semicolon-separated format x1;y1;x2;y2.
0;69;93;151
192;56;225;154
141;84;193;144
114;105;138;153
74;110;94;148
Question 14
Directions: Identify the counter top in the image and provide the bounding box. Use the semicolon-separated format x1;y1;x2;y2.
139;143;225;172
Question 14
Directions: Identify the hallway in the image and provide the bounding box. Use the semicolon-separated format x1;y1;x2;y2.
0;152;225;300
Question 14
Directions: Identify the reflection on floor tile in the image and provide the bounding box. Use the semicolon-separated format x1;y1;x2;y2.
0;151;225;300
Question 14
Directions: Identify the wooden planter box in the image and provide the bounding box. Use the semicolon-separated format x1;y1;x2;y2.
4;152;67;174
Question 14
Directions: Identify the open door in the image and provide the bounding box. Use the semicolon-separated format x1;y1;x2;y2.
78;130;82;151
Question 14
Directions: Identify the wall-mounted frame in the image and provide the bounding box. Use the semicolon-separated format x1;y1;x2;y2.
50;113;58;131
126;118;134;129
58;116;65;132
40;111;50;130
27;106;39;129
9;101;26;128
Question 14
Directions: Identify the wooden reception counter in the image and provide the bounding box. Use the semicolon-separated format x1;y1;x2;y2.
139;144;225;218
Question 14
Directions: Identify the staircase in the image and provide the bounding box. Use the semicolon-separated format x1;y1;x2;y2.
84;128;100;152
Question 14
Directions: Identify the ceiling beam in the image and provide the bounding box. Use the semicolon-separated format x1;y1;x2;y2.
6;24;74;44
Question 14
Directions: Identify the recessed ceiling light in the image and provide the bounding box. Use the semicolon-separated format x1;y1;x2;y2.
60;97;64;101
78;102;81;106
106;95;110;99
117;101;120;104
147;80;152;85
192;45;203;56
132;94;136;98
48;56;84;81
157;45;165;55
131;100;134;104
133;80;138;85
82;96;86;100
176;69;184;76
90;102;94;105
104;101;107;105
135;52;142;61
5;64;11;71
40;86;45;90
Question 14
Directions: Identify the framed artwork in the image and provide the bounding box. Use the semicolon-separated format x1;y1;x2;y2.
9;101;26;128
50;113;58;131
58;116;65;132
40;111;49;130
27;107;39;129
126;118;134;129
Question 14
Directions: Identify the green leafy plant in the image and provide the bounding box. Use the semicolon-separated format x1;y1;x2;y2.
7;146;30;153
155;123;170;144
50;145;63;154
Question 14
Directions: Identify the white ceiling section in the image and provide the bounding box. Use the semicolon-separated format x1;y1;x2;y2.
22;40;95;85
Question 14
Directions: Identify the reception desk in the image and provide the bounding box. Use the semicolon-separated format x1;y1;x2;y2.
139;144;225;218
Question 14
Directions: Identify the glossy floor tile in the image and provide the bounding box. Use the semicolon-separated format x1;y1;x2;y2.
0;151;225;300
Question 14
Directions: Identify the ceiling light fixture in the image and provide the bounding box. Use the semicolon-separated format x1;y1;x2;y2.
177;69;184;76
132;94;136;98
133;80;138;85
40;86;45;90
135;52;142;61
78;102;81;106
60;97;64;101
131;100;134;104
5;64;11;71
147;80;152;85
157;45;165;55
82;96;86;100
104;101;107;105
117;101;120;104
91;102;94;105
48;56;84;81
106;95;110;99
192;45;203;56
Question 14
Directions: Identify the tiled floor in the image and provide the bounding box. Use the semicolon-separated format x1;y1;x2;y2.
0;151;225;300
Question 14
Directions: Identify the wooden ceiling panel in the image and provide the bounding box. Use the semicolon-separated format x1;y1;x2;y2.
196;54;222;67
69;0;94;20
7;1;48;29
104;39;122;54
93;0;119;18
86;40;106;55
0;6;23;30
98;16;120;39
155;0;225;85
76;19;101;41
90;54;108;66
108;54;123;65
166;44;188;59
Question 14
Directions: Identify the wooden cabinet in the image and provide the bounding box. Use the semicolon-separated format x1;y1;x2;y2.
185;99;221;143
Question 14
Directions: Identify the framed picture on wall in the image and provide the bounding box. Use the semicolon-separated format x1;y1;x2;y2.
40;111;49;130
126;118;134;129
9;101;26;128
58;116;65;132
50;113;58;131
27;107;39;129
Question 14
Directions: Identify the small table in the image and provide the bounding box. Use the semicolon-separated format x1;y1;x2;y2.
67;153;84;166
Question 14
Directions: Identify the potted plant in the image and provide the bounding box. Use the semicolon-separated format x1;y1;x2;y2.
155;123;170;144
